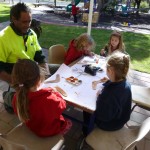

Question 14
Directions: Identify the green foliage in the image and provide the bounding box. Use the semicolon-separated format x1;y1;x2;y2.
102;1;117;15
140;1;149;13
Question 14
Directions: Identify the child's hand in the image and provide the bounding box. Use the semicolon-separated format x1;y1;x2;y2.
96;89;102;96
89;52;95;57
100;49;105;56
84;50;94;57
52;87;57;92
100;77;109;83
84;49;90;55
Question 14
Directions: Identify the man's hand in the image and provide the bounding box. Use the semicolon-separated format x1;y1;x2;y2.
38;63;51;80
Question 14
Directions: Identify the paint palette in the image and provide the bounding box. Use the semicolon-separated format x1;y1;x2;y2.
66;76;82;86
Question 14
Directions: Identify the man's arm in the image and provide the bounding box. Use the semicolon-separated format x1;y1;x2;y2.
34;50;51;78
0;61;14;83
0;71;12;84
34;50;46;64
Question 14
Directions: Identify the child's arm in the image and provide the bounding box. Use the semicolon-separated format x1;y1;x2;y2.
64;51;75;65
76;7;80;13
84;50;94;57
100;77;109;82
100;49;105;56
100;45;108;56
96;89;102;96
96;77;109;96
96;91;117;121
49;91;66;116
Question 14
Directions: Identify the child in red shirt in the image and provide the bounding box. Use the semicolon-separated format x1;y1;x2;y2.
11;59;72;137
64;33;95;65
72;1;79;23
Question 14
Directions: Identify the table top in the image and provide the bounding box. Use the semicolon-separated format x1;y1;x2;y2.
40;56;107;113
131;85;150;108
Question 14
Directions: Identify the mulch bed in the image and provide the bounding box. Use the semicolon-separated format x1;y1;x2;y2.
99;12;150;30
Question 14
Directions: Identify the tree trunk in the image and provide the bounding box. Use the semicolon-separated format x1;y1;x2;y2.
54;0;56;7
135;0;141;15
97;0;110;13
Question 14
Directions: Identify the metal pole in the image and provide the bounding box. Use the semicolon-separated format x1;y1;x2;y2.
87;0;94;35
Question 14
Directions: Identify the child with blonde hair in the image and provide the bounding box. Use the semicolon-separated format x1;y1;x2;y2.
100;30;125;57
83;51;131;135
64;33;95;65
11;59;72;137
95;51;131;131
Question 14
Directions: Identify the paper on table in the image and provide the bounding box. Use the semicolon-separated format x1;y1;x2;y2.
78;56;98;64
77;55;106;70
40;59;106;112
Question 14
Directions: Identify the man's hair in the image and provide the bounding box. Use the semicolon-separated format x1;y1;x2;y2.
10;2;31;21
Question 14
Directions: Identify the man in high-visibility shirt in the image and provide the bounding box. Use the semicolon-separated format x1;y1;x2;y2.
0;2;59;113
0;2;49;83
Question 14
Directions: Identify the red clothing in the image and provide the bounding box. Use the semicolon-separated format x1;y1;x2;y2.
72;5;79;15
64;40;85;65
12;87;67;137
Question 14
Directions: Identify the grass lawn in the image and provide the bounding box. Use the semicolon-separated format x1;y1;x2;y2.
39;23;150;73
0;4;10;22
0;3;150;73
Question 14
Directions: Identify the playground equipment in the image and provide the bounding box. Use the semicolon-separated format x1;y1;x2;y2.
121;4;129;16
66;0;97;12
66;0;81;12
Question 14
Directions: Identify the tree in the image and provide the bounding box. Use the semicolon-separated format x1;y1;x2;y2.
97;0;117;13
97;0;111;12
134;0;142;15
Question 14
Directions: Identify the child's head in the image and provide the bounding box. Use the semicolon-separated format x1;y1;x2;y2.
12;59;41;122
74;33;95;51
106;51;130;82
72;1;75;5
109;31;124;50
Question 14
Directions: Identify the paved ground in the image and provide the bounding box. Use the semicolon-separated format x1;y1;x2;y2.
1;0;150;35
31;5;150;35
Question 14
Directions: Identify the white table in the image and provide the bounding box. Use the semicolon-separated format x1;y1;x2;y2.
40;56;107;113
131;85;150;111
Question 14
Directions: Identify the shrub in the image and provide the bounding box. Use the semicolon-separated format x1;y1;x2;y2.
140;1;149;13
